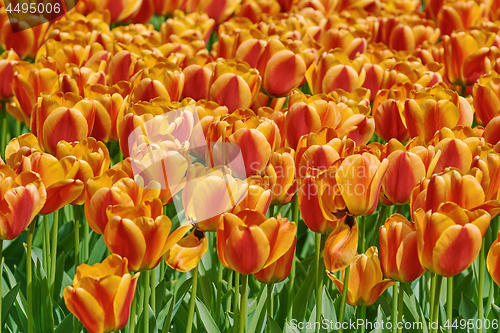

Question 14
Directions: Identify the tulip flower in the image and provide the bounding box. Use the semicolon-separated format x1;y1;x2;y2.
165;225;209;273
0;165;46;240
77;0;144;23
104;201;172;271
6;63;58;125
414;202;490;277
217;211;296;275
473;73;500;126
0;10;49;59
182;63;215;101
130;63;185;103
256;39;315;97
327;247;395;306
404;89;473;143
318;28;368;60
285;93;341;149
335;153;389;216
437;1;485;37
161;11;215;43
0;51;18;100
372;98;409;142
299;170;345;235
442;30;496;87
209;59;261;113
182;164;248;231
254;237;296;284
84;169;160;234
381;150;426;205
248;148;296;205
379;214;425;282
411;168;500;217
63;254;139;333
306;49;366;95
232;185;271;215
324;220;358;273
487;230;500;287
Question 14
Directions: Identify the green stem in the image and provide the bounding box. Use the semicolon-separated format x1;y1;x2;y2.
15;119;20;137
1;110;7;160
0;239;3;333
129;291;137;333
359;306;366;333
43;215;49;279
479;241;485;333
143;270;150;333
288;196;299;319
446;277;452;333
215;259;224;325
268;205;274;218
338;266;350;333
266;97;273;108
27;220;36;333
234;272;240;329
315;233;323;332
50;210;59;296
226;270;233;327
186;266;199;333
369;205;387;248
239;274;248;333
150;268;156;315
83;218;89;263
392;283;398;333
267;283;274;333
431;275;443;333
396;205;403;215
430;273;436;321
359;216;366;253
397;283;405;333
74;206;80;267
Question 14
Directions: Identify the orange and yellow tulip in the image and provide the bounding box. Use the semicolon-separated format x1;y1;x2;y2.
381;150;426;205
165;224;209;273
64;254;139;333
336;153;389;216
0;50;18;99
487;230;500;287
437;1;485;37
253;237;296;284
182;164;248;231
327;246;395;306
414;202;490;277
442;30;496;87
217;211;296;275
324;220;358;273
379;214;425;282
0;164;46;240
209;59;261;113
473;73;500;126
130;63;185;103
256;39;315;97
104;199;173;271
84;169;160;234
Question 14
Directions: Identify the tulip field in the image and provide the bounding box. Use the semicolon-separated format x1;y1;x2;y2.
2;0;500;332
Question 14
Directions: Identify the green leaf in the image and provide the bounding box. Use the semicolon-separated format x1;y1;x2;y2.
292;262;315;322
87;236;106;265
322;287;337;324
248;285;268;333
268;316;283;333
1;282;20;324
459;293;477;320
373;305;391;333
54;314;73;333
52;250;66;302
453;271;473;310
33;258;54;333
196;297;221;333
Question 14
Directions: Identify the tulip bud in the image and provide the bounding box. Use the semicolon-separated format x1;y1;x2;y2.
327;246;395;306
64;254;139;333
379;214;425;282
